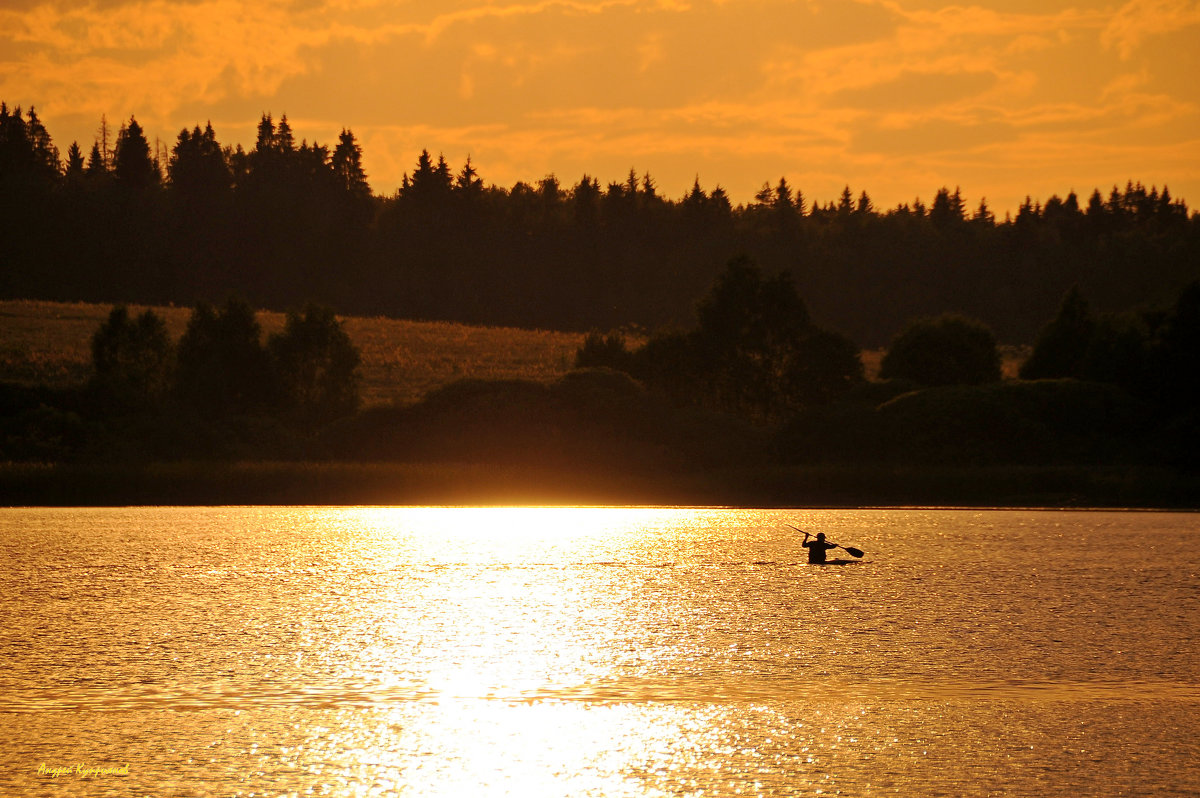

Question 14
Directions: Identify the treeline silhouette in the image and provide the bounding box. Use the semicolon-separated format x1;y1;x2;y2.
576;257;1198;471
94;299;360;422
2;255;1197;505
3;298;360;463
2;102;1198;346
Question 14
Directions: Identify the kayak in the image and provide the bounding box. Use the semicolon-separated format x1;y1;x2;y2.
809;558;864;566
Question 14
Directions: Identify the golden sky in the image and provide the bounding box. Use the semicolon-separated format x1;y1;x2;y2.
3;0;1198;213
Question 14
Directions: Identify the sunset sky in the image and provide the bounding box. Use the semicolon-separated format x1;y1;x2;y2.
2;0;1198;214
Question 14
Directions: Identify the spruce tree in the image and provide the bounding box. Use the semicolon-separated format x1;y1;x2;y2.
113;116;158;189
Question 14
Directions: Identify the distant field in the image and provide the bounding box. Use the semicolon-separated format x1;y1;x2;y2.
0;300;587;407
1;300;1027;406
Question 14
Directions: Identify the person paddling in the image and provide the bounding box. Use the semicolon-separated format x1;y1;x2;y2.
801;531;839;564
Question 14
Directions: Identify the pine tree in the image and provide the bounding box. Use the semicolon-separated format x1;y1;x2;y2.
931;186;965;226
972;197;994;224
255;113;276;153
572;173;601;227
64;141;85;179
0;104;59;185
24;106;59;178
276;114;295;153
407;149;436;199
539;174;561;206
113;116;158;189
682;176;708;222
774;177;794;211
86;141;108;177
169;122;231;199
454;155;483;208
709;186;732;217
331;128;369;197
640;171;658;200
754;181;774;206
837;185;854;216
434;153;452;190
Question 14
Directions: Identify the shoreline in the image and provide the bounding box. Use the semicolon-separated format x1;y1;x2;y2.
2;461;1196;510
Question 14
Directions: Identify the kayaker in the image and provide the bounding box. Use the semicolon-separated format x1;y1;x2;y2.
802;531;839;564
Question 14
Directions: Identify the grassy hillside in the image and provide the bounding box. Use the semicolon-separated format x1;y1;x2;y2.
0;300;588;407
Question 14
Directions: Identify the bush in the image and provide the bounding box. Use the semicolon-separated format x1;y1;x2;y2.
574;331;633;371
1148;280;1200;412
876;379;1146;464
880;313;1001;386
783;328;865;406
315;371;764;470
0;403;87;461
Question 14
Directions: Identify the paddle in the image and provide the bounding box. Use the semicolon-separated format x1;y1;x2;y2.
787;524;865;558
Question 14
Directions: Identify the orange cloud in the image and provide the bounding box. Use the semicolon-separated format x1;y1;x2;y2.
1102;0;1200;58
0;0;1196;214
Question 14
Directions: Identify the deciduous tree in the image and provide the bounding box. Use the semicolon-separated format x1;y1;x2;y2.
1021;286;1095;380
90;306;174;409
268;304;361;421
881;314;1001;386
176;298;273;416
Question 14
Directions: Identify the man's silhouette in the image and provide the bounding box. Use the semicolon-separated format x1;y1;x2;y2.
802;531;838;564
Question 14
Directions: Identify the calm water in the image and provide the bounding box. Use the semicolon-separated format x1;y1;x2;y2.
2;507;1198;796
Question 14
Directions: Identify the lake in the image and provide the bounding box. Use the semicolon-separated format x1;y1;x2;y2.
2;507;1197;796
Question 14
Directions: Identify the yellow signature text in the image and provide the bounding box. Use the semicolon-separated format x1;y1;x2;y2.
38;763;130;778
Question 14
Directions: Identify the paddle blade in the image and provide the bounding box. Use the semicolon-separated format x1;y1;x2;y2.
842;546;865;558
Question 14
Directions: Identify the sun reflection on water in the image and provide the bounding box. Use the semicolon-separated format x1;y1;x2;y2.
5;507;1199;796
276;506;905;796
351;504;651;532
360;509;651;699
295;506;776;795
284;699;895;797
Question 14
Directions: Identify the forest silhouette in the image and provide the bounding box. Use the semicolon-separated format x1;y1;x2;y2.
2;102;1199;506
2;103;1197;347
